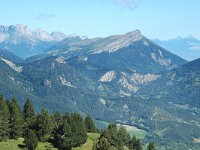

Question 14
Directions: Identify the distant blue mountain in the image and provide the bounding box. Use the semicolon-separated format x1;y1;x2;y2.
0;24;67;58
153;37;200;60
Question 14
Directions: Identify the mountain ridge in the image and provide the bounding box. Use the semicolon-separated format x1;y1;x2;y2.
0;24;69;58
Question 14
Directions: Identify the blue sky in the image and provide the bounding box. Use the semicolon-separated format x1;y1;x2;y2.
1;0;200;40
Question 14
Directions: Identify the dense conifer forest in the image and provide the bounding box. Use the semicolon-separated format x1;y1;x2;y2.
0;96;156;150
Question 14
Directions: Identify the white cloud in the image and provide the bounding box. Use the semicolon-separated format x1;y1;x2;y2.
114;0;138;10
36;13;55;20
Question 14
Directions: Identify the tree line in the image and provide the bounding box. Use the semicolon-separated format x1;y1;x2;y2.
94;124;156;150
0;96;156;150
0;96;95;149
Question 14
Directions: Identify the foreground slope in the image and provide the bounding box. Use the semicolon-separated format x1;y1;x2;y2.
0;133;100;150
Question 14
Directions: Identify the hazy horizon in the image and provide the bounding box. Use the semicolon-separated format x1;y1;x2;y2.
1;0;200;40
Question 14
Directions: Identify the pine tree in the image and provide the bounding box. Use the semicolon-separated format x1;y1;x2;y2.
117;127;131;148
94;137;115;150
23;99;35;130
101;124;131;149
53;118;72;150
70;113;87;147
64;112;74;127
0;96;10;141
9;98;23;139
85;115;96;133
53;112;88;149
24;129;38;150
103;124;118;146
147;142;156;150
129;136;142;150
54;112;63;127
34;109;52;141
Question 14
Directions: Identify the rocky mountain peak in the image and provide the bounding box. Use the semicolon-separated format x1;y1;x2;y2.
94;29;143;53
8;24;32;36
34;28;53;41
125;29;141;38
0;24;67;42
0;25;8;34
51;31;68;41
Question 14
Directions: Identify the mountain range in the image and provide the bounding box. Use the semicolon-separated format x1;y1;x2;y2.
0;24;200;149
0;24;68;58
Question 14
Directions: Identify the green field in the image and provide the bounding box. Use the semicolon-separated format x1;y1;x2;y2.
117;124;147;139
36;141;57;150
0;138;24;150
73;133;100;150
0;138;57;150
0;133;100;150
97;120;147;139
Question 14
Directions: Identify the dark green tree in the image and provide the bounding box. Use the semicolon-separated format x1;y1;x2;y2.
117;127;131;148
53;112;88;149
85;115;96;133
94;137;115;150
9;98;23;139
64;112;74;127
147;142;156;150
24;129;38;150
101;124;131;149
101;124;119;148
129;136;142;150
53;118;72;150
70;113;87;147
0;96;10;141
54;112;63;127
23;99;35;130
34;109;52;141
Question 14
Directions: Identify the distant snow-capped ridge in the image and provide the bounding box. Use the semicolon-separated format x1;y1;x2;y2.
0;24;68;43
